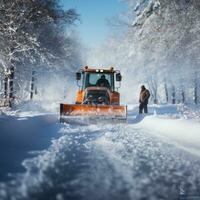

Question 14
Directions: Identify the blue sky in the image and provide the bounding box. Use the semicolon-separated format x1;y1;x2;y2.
61;0;128;47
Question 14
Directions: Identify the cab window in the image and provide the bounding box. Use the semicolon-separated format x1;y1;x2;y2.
83;73;114;90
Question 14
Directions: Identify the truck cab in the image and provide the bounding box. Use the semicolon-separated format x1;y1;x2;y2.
75;66;122;105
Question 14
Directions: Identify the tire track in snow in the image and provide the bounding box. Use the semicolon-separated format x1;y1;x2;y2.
1;122;200;200
78;124;200;200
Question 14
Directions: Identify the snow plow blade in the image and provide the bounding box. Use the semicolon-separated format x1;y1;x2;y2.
60;104;127;124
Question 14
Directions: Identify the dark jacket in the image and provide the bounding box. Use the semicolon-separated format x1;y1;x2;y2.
96;78;110;88
139;89;150;104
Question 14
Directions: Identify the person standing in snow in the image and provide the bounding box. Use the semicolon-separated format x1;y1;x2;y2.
139;85;150;114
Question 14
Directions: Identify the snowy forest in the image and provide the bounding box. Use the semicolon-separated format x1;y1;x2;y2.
0;0;200;106
0;0;83;107
89;0;200;104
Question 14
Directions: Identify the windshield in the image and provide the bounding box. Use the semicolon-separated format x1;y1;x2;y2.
83;72;114;90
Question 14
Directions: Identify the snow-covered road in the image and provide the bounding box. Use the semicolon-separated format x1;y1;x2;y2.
0;114;60;181
0;105;200;200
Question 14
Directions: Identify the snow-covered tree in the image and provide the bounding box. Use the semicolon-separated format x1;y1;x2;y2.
89;0;200;104
0;0;82;104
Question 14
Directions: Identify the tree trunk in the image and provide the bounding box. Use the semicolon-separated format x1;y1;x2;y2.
172;86;176;104
35;86;38;95
8;66;14;99
181;90;185;104
164;83;169;103
194;81;198;105
4;75;8;99
154;97;158;104
30;71;36;100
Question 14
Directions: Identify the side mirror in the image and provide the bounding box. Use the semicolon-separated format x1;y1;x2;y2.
116;73;122;82
76;72;81;81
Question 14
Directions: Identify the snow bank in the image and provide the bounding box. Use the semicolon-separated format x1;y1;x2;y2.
0;100;59;118
136;116;200;156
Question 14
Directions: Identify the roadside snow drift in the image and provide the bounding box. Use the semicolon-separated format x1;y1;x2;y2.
136;115;200;156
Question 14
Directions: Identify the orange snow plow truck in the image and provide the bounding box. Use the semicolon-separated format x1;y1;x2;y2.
60;66;127;123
